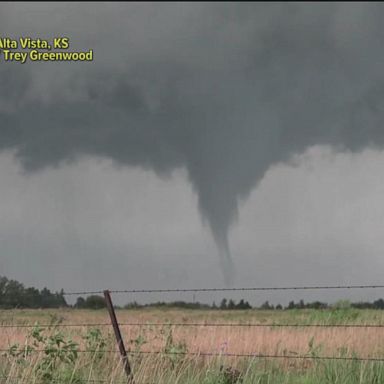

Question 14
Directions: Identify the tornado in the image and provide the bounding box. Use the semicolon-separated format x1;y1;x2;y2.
2;3;384;284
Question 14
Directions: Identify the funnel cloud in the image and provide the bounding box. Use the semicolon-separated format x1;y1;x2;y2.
1;3;384;283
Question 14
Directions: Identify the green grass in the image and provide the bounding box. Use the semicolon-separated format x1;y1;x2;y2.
3;354;384;384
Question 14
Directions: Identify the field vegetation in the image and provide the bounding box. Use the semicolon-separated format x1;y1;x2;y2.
1;306;384;383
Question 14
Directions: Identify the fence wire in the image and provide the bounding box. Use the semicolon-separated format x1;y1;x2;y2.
1;348;384;362
61;284;384;295
2;322;384;328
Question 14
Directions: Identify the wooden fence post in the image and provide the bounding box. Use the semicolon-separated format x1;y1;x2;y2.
104;290;135;384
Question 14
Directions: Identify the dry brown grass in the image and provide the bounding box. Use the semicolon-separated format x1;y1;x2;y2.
1;307;384;360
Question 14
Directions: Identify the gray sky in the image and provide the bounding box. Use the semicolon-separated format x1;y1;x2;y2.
1;3;384;305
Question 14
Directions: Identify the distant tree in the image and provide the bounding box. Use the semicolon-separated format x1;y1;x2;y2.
220;298;227;310
75;297;86;308
0;276;10;306
0;276;67;309
307;301;327;310
41;287;58;308
373;299;384;309
236;299;252;310
287;301;296;310
275;304;283;310
3;279;24;308
260;301;273;310
57;289;67;307
353;301;375;309
124;301;141;309
227;299;236;310
84;295;106;309
25;287;41;307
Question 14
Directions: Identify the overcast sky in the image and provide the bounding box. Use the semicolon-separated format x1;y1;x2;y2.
1;3;384;305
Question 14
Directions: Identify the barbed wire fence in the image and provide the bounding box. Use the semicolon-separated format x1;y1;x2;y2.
1;284;384;383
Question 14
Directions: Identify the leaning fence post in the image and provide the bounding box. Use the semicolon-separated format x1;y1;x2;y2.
104;290;135;384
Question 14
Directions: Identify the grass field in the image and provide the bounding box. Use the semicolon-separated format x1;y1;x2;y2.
1;307;384;383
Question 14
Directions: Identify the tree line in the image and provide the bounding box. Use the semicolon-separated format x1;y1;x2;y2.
0;276;67;309
74;296;252;310
3;275;384;310
73;297;384;311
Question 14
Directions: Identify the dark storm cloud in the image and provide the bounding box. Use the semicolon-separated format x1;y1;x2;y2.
1;3;384;283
